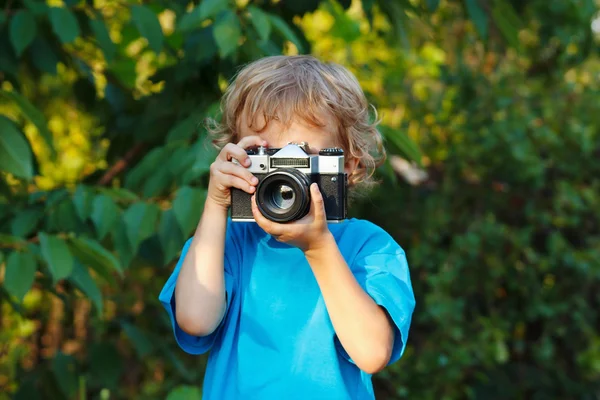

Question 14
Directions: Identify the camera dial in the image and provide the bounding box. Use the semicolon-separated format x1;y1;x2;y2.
319;147;344;156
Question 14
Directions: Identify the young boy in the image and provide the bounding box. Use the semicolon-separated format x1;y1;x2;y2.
159;55;416;399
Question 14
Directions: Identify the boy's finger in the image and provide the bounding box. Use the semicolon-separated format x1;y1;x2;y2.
215;171;256;194
219;143;249;163
310;183;326;222
218;161;258;186
251;195;283;236
236;136;268;150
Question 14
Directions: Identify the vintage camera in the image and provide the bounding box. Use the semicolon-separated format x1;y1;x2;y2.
230;142;348;223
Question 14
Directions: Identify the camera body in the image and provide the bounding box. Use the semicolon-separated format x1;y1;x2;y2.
230;143;348;223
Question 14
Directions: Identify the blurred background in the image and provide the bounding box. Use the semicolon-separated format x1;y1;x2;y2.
1;0;599;399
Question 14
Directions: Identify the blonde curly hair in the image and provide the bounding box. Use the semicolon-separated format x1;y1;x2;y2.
207;55;386;189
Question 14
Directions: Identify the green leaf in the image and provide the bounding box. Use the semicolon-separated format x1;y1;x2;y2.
90;17;116;63
97;187;139;203
156;341;196;381
166;113;202;142
51;352;78;399
326;0;361;42
381;126;423;167
142;166;172;198
13;379;41;400
177;8;203;32
0;90;55;157
198;0;229;19
167;386;202;400
48;7;80;44
123;202;160;252
495;337;509;363
11;207;44;237
248;5;271;42
4;251;37;302
39;232;75;282
426;0;440;11
159;209;185;263
73;185;93;221
109;58;137;88
0;37;18;76
67;244;115;286
493;0;522;31
464;0;488;40
491;2;521;50
177;0;229;32
88;343;122;389
30;37;59;75
9;10;36;56
46;188;68;207
121;322;153;358
180;140;217;184
0;204;9;218
0;11;6;27
131;5;164;54
91;194;120;240
257;39;281;56
112;220;134;268
0;116;34;179
377;1;409;47
125;147;169;191
68;236;123;279
168;146;197;180
204;101;221;120
213;10;241;58
23;0;48;15
183;26;217;64
362;0;375;25
268;14;305;53
0;234;28;248
69;262;103;314
173;186;205;236
46;198;81;233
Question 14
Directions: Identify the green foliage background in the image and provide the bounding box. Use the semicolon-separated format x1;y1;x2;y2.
0;0;599;398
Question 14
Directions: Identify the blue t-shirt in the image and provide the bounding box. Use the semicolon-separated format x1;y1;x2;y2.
159;218;415;400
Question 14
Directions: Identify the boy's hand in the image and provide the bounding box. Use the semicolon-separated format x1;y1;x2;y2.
251;183;332;252
206;136;268;212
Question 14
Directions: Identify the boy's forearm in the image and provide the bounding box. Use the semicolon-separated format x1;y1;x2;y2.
304;234;395;374
174;200;229;336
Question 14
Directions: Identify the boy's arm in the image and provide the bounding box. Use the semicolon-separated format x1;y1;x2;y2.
250;184;404;374
174;135;265;337
304;236;395;375
174;200;229;337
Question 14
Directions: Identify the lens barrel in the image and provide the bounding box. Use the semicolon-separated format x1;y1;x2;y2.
256;169;312;223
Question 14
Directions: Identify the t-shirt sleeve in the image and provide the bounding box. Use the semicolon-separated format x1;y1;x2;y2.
335;230;416;366
158;224;239;355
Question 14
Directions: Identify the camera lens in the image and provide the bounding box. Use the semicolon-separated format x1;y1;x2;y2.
270;184;295;211
256;169;311;223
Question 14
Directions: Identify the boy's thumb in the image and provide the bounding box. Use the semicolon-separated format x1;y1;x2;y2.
310;183;325;214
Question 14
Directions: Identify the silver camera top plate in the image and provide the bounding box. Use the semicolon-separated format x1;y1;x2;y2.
232;143;344;174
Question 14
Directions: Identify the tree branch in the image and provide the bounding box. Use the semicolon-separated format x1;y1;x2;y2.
98;143;147;186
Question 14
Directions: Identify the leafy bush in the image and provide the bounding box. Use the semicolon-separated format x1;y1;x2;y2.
354;10;600;400
0;0;599;398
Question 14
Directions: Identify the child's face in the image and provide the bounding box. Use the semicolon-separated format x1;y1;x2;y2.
237;113;359;176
